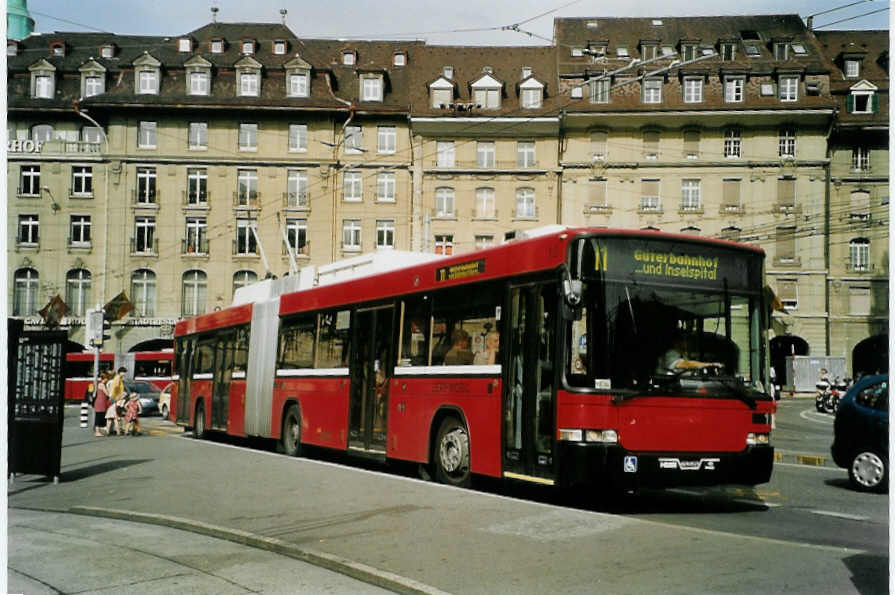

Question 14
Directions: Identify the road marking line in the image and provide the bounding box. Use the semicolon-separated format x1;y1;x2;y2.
799;409;834;424
809;510;871;522
734;499;782;508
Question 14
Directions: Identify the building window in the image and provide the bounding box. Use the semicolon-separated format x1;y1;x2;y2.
285;218;308;255
521;87;542;108
241;40;255;55
845;59;860;78
288;123;308;152
722;179;741;211
343;170;363;202
776;227;796;263
681;179;701;211
182;270;207;317
82;126;102;144
852;147;870;172
13;268;40;316
136;167;157;203
138;70;159;94
178;38;191;52
72;166;93;196
138;121;157;149
185;217;207;253
31;124;53;143
376;219;395;248
188;122;207;149
681;44;698;61
848;286;871;315
774;43;789;61
239;72;259;97
590;130;608;160
642;79;662;104
723;128;741;158
641;44;658;60
515;188;536;218
361;77;383;102
779;76;798;101
517;141;536;167
431;86;452;108
683;129;699;159
273;40;287;55
235;219;258;255
475;187;495;218
131;269;156;317
84;76;104;97
435;187;454;217
778;128;796;158
474;87;500;109
239;123;258;151
70;215;91;245
18;214;39;245
393;53;406;66
777;178;796;209
19;165;40;196
187;168;208;204
209;38;224;53
436;141;455;167
233;270;258;297
777;279;797;310
475;235;493;250
34;74;54;98
287;169;308;207
720;43;735;61
590;78;610;104
101;45;115;58
849;91;876;114
641;179;660;211
378;126;396;154
376;171;396;202
434;234;453;255
133;216;156;254
849;238;870;271
477;141;495;168
850;190;871;218
345;125;363;153
189;71;209;95
683;77;703;103
342;51;355;66
342;219;361;250
724;76;744;102
237;169;258;205
288;72;309;97
65;269;91;317
642;130;659;160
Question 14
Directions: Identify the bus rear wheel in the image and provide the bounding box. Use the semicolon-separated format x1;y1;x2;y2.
193;403;206;439
281;404;302;457
434;416;470;487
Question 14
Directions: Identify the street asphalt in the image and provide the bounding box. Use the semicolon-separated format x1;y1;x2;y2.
7;401;880;594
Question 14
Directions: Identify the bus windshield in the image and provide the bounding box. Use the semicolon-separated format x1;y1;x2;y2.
566;236;765;395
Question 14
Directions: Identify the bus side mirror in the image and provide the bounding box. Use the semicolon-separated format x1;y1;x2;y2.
562;278;582;307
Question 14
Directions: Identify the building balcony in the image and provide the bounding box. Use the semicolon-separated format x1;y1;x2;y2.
845;262;875;273
679;206;704;215
720;205;744;215
130;237;158;256
15;238;39;251
132;189;159;206
233;192;260;209
584;203;612;215
183;190;210;207
282;241;310;257
68;188;94;200
36;139;102;154
471;208;499;220
181;238;209;256
232;241;259;256
282;191;309;210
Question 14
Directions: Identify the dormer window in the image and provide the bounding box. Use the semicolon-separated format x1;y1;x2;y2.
641;43;658;60
273;40;287;55
848;81;879;114
443;66;453;79
472;73;502;109
289;72;309;97
33;74;54;98
241;40;255;55
774;42;789;60
210;38;224;54
616;46;629;57
178;38;192;53
360;74;383;102
429;77;454;108
520;77;544;109
133;53;162;95
720;42;735;61
744;44;760;57
521;66;532;78
791;43;806;56
50;41;65;56
235;56;262;97
80;60;107;98
189;71;209;95
139;70;159;94
100;44;116;58
393;52;406;66
681;43;698;61
342;51;355;66
185;55;212;96
285;55;312;99
845;59;861;78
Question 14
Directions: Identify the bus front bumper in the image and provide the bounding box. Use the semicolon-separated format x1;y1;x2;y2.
557;442;774;490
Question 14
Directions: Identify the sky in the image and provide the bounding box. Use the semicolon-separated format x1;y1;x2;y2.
25;0;891;44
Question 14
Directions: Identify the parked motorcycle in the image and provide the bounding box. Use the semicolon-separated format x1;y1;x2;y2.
823;377;852;414
816;378;831;412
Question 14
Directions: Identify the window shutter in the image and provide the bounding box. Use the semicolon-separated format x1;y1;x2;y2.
722;179;740;207
777;178;795;208
683;130;699;157
776;227;796;261
846;94;855;113
589;178;607;205
871;94;879;113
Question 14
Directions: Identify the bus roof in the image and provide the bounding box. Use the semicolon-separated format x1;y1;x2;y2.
174;302;254;337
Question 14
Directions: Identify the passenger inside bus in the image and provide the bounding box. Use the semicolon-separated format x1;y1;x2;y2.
473;331;500;365
444;329;474;365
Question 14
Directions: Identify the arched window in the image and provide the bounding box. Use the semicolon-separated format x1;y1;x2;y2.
475;187;495;218
515;187;535;218
13;268;39;316
435;187;454;217
31;124;54;143
65;268;91;317
849;238;870;271
233;270;258;299
182;270;207;317
131;269;156;317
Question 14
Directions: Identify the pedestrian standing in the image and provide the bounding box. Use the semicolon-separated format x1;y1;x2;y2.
105;367;127;436
92;371;110;437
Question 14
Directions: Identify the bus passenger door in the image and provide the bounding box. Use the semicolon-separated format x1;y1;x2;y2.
349;306;394;453
211;331;234;431
175;339;193;425
504;284;557;485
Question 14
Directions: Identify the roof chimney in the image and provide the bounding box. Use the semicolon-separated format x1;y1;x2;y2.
280;8;287;25
210;6;219;22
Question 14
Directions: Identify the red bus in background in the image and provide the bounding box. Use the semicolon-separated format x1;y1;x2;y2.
173;227;776;491
64;350;173;401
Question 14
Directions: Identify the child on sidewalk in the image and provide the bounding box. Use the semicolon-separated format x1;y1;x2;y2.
124;393;143;436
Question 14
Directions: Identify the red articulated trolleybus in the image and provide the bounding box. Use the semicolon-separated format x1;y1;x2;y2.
172;226;776;490
64;350;173;400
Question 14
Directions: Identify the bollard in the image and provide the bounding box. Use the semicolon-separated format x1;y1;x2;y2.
80;401;90;428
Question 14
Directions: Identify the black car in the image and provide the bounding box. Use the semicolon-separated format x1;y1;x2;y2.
123;380;161;416
831;374;888;492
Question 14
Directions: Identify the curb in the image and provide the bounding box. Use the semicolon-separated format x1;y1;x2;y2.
68;506;448;595
774;450;837;469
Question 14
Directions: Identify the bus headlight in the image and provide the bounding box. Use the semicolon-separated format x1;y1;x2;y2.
746;432;770;445
585;429;618;444
558;429;583;442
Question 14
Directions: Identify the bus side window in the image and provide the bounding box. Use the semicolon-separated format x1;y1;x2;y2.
195;339;215;375
399;296;430;366
279;315;316;370
431;282;502;367
316;310;351;369
233;325;249;374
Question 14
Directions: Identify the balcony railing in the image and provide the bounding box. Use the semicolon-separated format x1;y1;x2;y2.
130;237;158;255
233;191;260;209
282;191;309;209
68;188;94;199
182;190;209;206
181;237;209;255
282;241;310;256
132;189;158;205
232;240;258;256
471;208;499;219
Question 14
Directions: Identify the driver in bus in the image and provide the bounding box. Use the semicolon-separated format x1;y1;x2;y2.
657;332;721;373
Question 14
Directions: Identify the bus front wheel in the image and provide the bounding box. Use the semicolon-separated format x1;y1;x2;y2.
434;416;471;487
193;403;206;439
281;404;302;457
